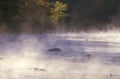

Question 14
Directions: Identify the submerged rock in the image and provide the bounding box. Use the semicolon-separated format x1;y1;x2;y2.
30;68;46;71
48;48;62;52
85;54;92;58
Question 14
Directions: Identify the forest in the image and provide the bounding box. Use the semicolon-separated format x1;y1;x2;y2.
0;0;120;33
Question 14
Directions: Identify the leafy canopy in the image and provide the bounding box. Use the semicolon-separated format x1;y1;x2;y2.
50;1;68;23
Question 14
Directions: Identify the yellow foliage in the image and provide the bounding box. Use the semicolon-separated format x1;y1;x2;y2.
50;1;68;23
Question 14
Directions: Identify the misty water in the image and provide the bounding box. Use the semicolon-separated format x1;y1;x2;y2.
0;32;120;79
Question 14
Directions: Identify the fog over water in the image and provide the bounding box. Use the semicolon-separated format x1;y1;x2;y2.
1;0;120;78
0;32;120;79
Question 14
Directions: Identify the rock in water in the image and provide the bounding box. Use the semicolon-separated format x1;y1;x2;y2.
48;48;62;52
30;68;46;71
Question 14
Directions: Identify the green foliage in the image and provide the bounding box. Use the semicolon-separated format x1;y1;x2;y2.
50;1;68;23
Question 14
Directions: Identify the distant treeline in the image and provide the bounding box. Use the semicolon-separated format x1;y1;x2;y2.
0;0;120;33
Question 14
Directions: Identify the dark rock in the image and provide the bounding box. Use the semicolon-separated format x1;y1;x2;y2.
85;54;92;58
108;73;113;77
48;48;62;52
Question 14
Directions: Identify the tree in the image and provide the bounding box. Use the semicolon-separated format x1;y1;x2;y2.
0;0;68;33
50;1;68;23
